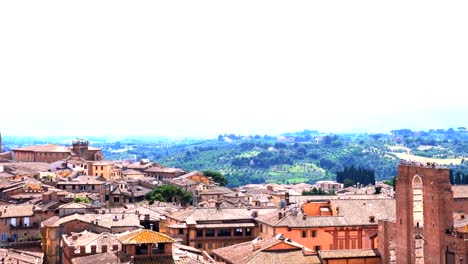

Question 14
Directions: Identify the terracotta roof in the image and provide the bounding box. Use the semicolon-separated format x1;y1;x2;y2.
0;248;44;264
72;251;130;264
117;228;175;244
257;199;395;228
168;208;276;223
41;216;60;227
58;202;90;209
199;187;234;195
145;166;186;174
0;204;34;218
319;249;380;259
122;169;144;175
13;144;71;153
57;176;105;185
247;250;321;264
452;185;468;199
212;235;320;264
330;199;395;225
43;213;141;229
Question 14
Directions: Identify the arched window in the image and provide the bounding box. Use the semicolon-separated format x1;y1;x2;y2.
413;175;423;227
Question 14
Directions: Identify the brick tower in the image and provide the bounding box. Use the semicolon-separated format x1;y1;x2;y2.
395;163;454;264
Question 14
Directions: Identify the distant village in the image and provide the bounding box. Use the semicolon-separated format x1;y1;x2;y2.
0;133;466;263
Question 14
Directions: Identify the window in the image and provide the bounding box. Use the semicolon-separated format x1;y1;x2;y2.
152;243;164;254
338;240;345;249
80;186;85;190
179;228;184;235
196;243;203;249
113;197;120;203
205;229;215;237
234;228;243;236
72;185;76;190
11;218;16;227
311;230;317;237
302;230;307;238
208;242;212;249
105;195;109;201
101;166;104;170
196;230;203;237
24;217;30;227
1;234;7;241
314;245;321;252
217;229;231;237
246;228;252;236
92;185;95;191
351;239;357;249
136;244;148;255
12;234;18;241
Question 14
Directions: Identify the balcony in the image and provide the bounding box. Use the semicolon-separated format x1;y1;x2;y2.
10;223;39;229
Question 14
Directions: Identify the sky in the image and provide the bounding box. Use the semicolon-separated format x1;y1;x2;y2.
1;1;467;139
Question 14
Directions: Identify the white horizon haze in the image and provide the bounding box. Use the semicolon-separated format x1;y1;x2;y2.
1;1;467;139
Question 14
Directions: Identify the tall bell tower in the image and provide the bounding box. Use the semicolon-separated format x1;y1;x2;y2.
395;163;454;264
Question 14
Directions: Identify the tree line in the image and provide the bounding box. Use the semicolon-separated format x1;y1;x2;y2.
336;166;376;187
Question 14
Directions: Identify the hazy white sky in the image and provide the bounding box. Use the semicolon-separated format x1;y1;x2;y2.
1;1;467;138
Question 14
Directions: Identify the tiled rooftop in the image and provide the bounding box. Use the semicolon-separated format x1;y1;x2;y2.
212;235;320;264
117;228;175;245
13;144;71;153
318;249;380;259
42;213;141;229
0;248;44;264
0;204;34;218
452;185;468;199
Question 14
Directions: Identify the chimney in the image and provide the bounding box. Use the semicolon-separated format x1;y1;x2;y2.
302;214;307;220
369;216;375;223
101;245;108;252
278;212;283;220
91;245;96;253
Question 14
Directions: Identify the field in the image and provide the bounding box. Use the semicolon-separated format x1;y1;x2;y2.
391;152;463;165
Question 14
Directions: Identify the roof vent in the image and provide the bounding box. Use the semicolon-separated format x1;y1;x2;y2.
369;216;375;223
113;215;119;221
302;214;307;220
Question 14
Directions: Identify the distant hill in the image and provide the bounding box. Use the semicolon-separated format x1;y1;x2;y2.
6;128;468;188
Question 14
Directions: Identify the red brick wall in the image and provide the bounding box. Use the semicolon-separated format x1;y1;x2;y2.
395;164;453;264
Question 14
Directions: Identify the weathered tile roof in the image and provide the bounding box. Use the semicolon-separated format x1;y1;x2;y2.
452;185;468;198
168;208;276;223
331;199;395;225
71;251;130;264
0;204;34;218
13;144;71;153
247;250;321;264
199;187;233;195
318;249;380;259
117;228;175;244
145;166;186;174
212;235;320;264
57;176;105;185
257;198;395;227
0;248;44;264
42;213;141;229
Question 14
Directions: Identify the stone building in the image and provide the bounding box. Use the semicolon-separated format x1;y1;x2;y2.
13;138;103;163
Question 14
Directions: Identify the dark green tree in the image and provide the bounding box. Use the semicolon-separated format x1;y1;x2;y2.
145;185;192;205
343;178;355;188
203;170;228;186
